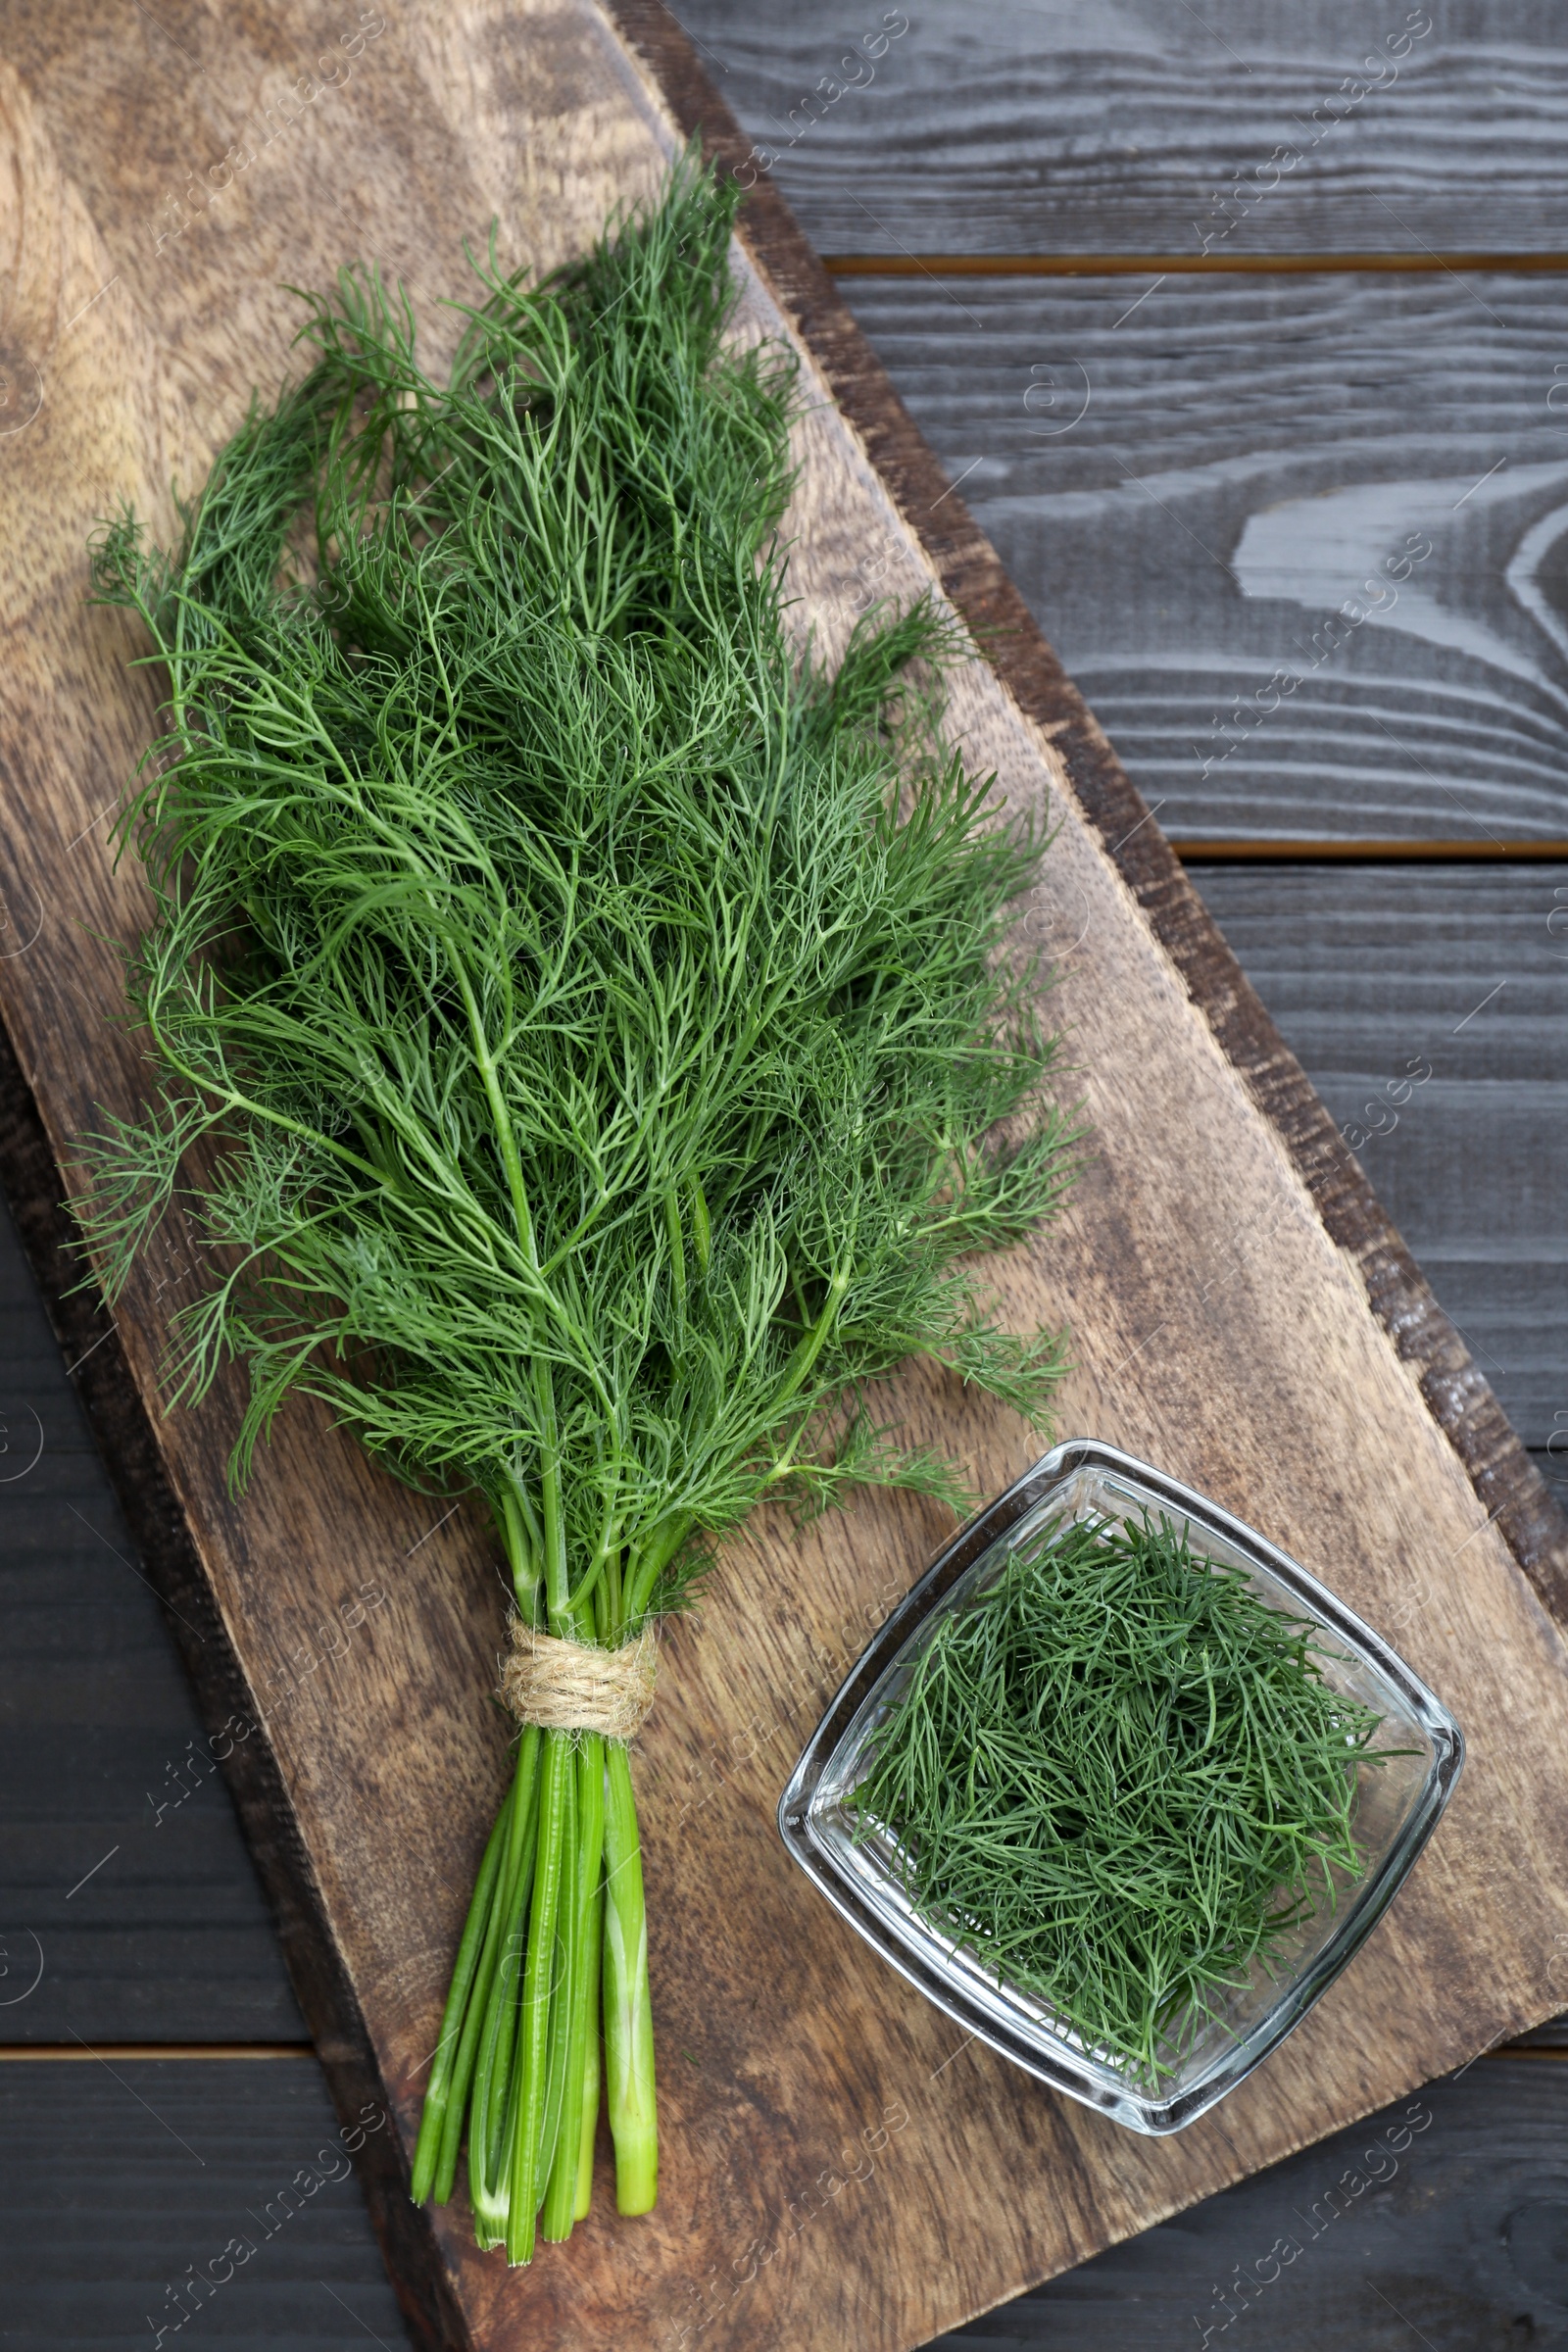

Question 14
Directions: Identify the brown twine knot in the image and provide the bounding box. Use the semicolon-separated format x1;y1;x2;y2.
500;1617;658;1742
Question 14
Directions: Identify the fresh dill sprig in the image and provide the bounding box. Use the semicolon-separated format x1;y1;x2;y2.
850;1513;1388;2082
76;153;1079;2259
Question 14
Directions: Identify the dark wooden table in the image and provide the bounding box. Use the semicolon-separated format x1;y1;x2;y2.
5;3;1568;2342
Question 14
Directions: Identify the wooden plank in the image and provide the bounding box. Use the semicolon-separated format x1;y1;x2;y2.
672;0;1568;258
0;1189;306;2042
1187;864;1568;1447
0;2054;410;2349
3;4;1568;2346
834;269;1568;842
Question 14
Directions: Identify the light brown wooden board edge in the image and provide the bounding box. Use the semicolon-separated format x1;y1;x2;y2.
0;1016;466;2352
604;0;1568;1626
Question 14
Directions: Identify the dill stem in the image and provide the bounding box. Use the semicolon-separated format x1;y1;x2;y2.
599;1545;622;1642
685;1173;711;1274
662;1181;687;1314
411;1787;509;2204
622;1513;695;1629
533;1743;578;2213
498;1482;541;1621
575;1869;606;2219
451;947;536;1266
453;947;572;1637
569;1511;621;1628
773;1264;851;1415
505;1730;571;2263
543;1730;607;2239
466;1735;543;2242
603;1738;657;2215
434;1725;541;2204
535;1364;570;1631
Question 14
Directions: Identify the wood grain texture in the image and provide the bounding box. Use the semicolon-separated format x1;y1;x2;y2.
832;270;1568;842
3;2;1568;2347
671;0;1568;257
1187;863;1568;1448
0;1187;307;2043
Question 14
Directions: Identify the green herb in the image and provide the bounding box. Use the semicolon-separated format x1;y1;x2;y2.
76;155;1078;2261
850;1512;1387;2080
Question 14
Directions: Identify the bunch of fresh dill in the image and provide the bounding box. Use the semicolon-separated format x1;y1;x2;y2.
77;155;1079;2263
851;1513;1386;2080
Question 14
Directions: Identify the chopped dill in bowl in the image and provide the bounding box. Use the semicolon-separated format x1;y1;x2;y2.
846;1512;1390;2081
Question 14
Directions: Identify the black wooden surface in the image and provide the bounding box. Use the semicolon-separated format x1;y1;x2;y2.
6;1;1568;2344
0;1196;305;2046
0;2056;406;2347
1186;864;1568;1446
669;1;1568;256
833;271;1568;842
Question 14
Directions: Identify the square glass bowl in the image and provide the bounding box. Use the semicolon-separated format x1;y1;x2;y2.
777;1439;1463;2133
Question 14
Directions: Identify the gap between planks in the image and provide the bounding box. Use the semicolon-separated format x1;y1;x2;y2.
0;2043;316;2062
1173;841;1568;864
822;253;1568;277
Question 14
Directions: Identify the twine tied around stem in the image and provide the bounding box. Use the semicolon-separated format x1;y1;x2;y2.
500;1616;658;1742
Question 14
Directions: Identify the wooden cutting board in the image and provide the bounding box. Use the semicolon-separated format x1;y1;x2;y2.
3;5;1568;2347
